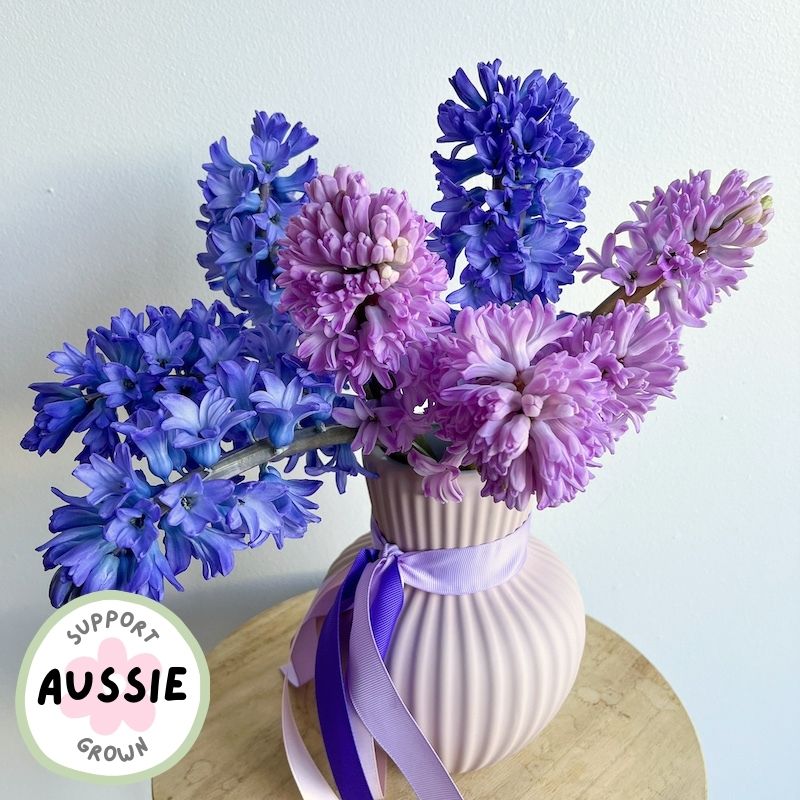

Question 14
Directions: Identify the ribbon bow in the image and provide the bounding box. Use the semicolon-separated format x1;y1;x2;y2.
282;519;530;800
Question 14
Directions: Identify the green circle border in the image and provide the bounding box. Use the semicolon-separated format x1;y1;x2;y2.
15;590;211;785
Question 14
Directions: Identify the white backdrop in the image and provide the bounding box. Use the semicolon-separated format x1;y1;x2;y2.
1;2;798;798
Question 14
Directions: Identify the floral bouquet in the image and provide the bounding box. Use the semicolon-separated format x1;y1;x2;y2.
23;60;772;607
22;58;773;798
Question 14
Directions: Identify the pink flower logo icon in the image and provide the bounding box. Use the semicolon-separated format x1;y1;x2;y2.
60;637;161;735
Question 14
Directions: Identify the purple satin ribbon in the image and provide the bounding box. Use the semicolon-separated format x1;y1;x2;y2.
282;518;530;800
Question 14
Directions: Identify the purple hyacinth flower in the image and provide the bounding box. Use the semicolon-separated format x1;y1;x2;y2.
203;136;246;176
211;216;269;273
48;568;80;607
243;320;299;369
252;195;302;245
227;480;284;546
92;308;147;369
105;499;161;558
194;327;242;375
271;156;317;199
159;474;233;535
486;186;534;218
97;363;142;407
137;329;194;375
161;519;246;579
37;488;140;604
431;60;593;306
206;360;259;442
304;442;372;495
204;166;260;220
21;382;89;455
127;540;183;600
257;467;322;547
158;387;255;467
114;408;186;482
73;443;153;517
249;111;318;184
249;371;331;448
249;136;291;182
186;525;247;579
534;168;588;224
47;341;89;379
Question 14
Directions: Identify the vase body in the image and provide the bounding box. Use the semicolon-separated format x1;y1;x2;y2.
328;451;586;774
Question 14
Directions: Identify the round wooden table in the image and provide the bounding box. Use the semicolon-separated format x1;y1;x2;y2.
152;591;706;800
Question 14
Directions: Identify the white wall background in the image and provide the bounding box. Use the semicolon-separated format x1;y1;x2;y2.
1;2;798;798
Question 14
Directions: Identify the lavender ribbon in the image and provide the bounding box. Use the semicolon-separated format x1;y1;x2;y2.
282;518;530;800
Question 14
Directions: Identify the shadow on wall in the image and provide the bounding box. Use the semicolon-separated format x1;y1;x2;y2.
165;569;324;653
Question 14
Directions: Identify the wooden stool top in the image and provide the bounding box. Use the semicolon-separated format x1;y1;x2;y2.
152;590;706;800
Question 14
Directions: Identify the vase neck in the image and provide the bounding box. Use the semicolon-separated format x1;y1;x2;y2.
364;451;531;552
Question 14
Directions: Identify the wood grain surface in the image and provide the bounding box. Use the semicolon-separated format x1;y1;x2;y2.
152;591;706;800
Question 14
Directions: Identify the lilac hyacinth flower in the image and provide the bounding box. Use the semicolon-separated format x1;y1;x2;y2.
560;301;685;440
159;474;233;535
582;170;773;326
424;298;612;510
73;443;153;518
332;397;382;454
407;448;465;504
332;393;421;456
158;387;254;467
105;499;161;558
249;371;330;448
277;166;450;394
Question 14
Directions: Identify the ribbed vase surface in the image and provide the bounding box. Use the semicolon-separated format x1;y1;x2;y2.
328;451;586;774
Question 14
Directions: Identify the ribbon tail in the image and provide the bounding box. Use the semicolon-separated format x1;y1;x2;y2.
315;550;376;800
347;692;387;799
281;555;384;800
282;675;386;800
282;677;341;800
282;563;352;687
349;561;464;800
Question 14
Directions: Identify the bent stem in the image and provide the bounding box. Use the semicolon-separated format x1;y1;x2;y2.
199;425;356;482
589;240;707;318
590;278;664;318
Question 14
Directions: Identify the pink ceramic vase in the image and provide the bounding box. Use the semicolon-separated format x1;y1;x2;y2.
329;450;586;774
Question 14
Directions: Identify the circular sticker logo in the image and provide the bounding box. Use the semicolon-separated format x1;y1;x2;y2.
16;591;209;784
